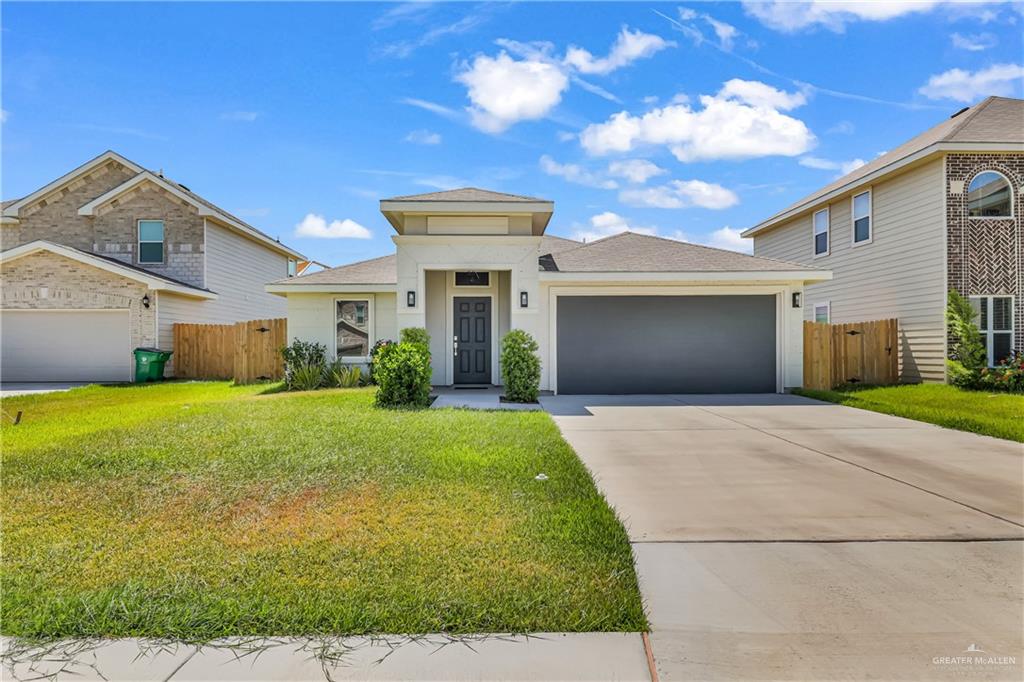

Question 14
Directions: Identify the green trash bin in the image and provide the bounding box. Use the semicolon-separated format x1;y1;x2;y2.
133;347;173;383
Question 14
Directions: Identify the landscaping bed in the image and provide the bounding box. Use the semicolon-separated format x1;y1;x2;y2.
794;383;1024;442
1;382;646;640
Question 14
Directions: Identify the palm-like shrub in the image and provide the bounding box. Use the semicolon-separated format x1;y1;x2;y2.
501;330;541;403
281;340;327;390
946;289;987;389
325;360;364;388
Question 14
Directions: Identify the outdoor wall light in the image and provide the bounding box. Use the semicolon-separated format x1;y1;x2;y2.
407;291;416;308
520;291;529;308
792;292;802;308
142;294;151;309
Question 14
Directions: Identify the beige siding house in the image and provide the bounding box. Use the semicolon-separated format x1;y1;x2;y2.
744;96;1023;383
1;151;303;381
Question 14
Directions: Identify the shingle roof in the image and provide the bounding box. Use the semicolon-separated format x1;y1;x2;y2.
546;232;814;272
383;187;550;202
748;96;1024;234
270;253;398;285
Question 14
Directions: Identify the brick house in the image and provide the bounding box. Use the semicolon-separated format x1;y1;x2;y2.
1;151;304;381
743;96;1022;383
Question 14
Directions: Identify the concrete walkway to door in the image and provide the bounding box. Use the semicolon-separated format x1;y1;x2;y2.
540;393;1024;680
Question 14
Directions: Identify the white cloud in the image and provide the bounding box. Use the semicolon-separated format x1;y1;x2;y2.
619;179;739;210
580;79;814;162
607;159;667;184
702;226;752;253
377;10;493;59
563;26;674;75
642;95;659;105
918;63;1024;102
400;97;462;121
295;214;372;240
799;156;868;176
456;52;569;133
826;120;855;135
404;129;442;145
951;32;997;51
556;130;576;142
539;155;617;189
704;15;738;51
220;111;260;122
573;211;657;242
743;0;941;32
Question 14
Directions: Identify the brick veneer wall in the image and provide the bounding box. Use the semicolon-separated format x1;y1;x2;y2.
1;159;205;288
946;152;1024;356
0;251;157;350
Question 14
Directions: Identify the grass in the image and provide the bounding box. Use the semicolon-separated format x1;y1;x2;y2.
1;382;647;641
794;383;1024;442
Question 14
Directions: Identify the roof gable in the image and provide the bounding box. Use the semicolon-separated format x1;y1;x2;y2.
2;151;143;217
384;187;549;202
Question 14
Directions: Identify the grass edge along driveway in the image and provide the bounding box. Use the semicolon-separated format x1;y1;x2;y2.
795;383;1024;442
1;382;647;641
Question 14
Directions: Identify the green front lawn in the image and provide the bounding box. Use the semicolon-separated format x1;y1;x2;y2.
794;383;1024;442
1;382;646;640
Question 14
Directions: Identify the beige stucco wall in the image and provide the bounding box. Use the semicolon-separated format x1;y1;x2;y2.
285;292;397;366
753;158;946;382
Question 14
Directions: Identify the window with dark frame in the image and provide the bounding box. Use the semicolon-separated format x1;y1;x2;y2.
454;271;489;287
853;191;871;244
813;208;829;256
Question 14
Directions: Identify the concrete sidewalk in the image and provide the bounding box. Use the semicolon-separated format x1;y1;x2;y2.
2;633;652;682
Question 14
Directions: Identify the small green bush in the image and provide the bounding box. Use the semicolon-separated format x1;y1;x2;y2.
281;340;327;390
325;360;364;388
980;350;1024;393
290;362;326;391
946;289;987;389
374;342;432;408
367;339;394;385
501;330;541;403
400;327;431;358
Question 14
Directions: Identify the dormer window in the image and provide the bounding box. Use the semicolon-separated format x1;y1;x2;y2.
967;171;1012;218
138;220;165;264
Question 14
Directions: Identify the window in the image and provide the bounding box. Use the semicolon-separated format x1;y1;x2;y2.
967;171;1012;218
813;208;829;256
814;302;830;324
138;220;165;264
287;259;297;277
971;295;1014;366
852;191;871;244
454;271;489;287
336;299;371;357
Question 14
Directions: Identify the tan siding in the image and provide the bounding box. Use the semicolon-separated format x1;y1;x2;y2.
754;158;946;382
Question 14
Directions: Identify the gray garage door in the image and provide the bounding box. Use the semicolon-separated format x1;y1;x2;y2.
556;295;776;394
0;309;132;382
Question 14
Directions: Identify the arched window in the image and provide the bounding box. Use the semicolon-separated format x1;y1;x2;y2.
967;171;1013;218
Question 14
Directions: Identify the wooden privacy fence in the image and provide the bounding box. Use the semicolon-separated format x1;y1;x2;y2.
173;318;287;383
803;318;898;390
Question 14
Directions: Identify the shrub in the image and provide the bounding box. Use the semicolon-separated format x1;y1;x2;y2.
367;339;394;385
501;330;541;403
946;289;987;389
325;360;364;388
374;342;432;408
281;340;327;390
400;327;431;358
290;362;326;391
980;350;1024;393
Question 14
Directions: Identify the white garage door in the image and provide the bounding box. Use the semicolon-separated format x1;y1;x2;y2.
0;310;132;383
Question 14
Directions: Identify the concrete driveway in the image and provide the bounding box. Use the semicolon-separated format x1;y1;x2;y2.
541;394;1024;680
0;382;91;398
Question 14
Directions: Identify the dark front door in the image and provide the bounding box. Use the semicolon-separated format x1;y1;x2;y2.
454;297;491;384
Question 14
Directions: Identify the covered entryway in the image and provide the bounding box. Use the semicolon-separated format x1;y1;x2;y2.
0;309;132;382
555;295;777;394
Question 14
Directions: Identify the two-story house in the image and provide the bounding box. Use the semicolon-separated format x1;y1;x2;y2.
743;96;1022;383
0;150;304;382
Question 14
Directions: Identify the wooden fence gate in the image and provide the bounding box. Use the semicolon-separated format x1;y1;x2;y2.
173;318;287;383
803;318;898;390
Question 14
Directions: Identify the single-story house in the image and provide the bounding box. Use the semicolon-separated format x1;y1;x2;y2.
268;189;831;394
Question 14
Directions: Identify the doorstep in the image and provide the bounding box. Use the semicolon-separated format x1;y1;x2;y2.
430;385;544;411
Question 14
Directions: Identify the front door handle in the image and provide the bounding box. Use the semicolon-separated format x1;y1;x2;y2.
453;335;458;358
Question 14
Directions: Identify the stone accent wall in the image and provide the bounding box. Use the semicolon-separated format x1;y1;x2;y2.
1;251;157;350
1;160;205;288
946;152;1024;355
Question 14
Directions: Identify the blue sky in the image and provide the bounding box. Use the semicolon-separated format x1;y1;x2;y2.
3;1;1023;264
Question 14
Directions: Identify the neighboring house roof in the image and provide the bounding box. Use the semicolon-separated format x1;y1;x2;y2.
743;96;1024;237
544;231;817;273
2;150;304;260
0;240;218;299
383;187;549;203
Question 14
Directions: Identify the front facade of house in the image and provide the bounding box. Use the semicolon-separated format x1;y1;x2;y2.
744;96;1023;383
0;151;304;381
269;189;830;394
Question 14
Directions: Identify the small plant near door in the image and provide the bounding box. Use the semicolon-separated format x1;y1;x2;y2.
501;330;541;403
374;340;432;407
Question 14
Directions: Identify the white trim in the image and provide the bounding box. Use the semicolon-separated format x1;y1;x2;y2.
812;207;830;258
333;294;376;364
0;240;216;300
153;290;160;348
851;189;873;247
137;219;166;265
202;218;209;289
2;151;143;218
546;285;787;395
742;141;1024;237
970;294;1015;366
966;169;1014;220
813;301;831;324
942;154;949;383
